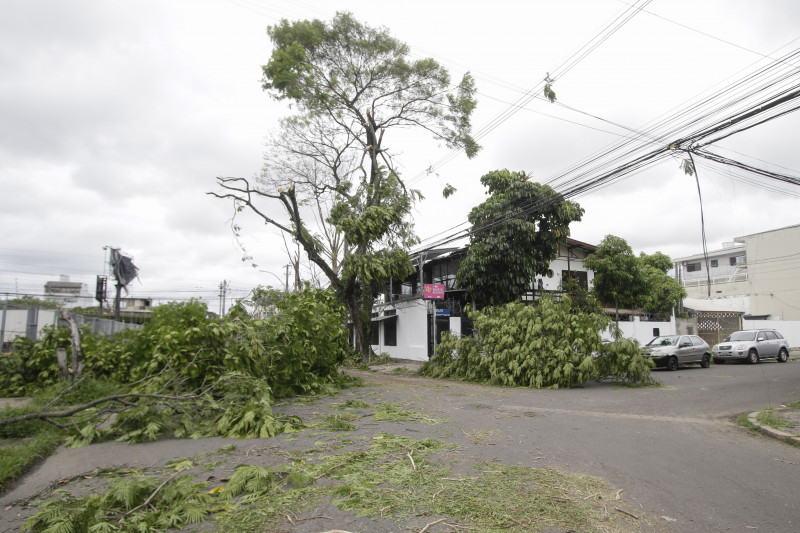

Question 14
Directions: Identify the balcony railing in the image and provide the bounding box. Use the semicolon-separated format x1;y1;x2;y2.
681;272;748;287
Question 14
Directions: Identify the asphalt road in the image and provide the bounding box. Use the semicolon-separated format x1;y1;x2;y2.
367;359;800;533
2;359;798;533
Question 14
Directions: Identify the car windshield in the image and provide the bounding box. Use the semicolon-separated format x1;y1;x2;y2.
727;331;756;342
647;336;679;347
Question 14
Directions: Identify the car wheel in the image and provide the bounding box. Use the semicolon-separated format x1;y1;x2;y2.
714;358;725;364
667;356;679;371
747;349;759;364
777;348;789;363
700;354;711;368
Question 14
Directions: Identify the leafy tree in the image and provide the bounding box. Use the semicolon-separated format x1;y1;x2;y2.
585;238;685;320
456;170;583;308
583;235;644;323
211;12;479;360
639;251;673;273
638;253;686;316
8;296;62;309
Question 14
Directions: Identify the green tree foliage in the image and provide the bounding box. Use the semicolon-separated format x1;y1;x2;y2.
583;235;644;322
638;253;686;316
456;170;583;308
0;288;352;451
584;236;685;319
420;297;653;388
211;12;479;361
639;251;673;273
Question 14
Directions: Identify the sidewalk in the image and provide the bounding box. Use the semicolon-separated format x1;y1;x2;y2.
747;406;800;446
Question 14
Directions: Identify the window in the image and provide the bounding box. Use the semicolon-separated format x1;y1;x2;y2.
562;270;588;290
370;323;380;345
686;262;701;272
710;259;718;268
730;255;746;266
691;336;705;346
764;331;776;341
774;331;785;339
384;317;397;346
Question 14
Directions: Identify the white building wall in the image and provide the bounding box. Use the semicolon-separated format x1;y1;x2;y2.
742;320;800;349
371;302;429;361
740;226;800;320
601;316;677;345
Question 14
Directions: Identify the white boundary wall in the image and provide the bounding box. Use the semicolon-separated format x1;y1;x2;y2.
743;320;800;349
602;316;677;346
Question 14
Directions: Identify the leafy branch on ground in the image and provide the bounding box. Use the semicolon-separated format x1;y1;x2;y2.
421;296;655;388
23;433;653;533
0;288;358;489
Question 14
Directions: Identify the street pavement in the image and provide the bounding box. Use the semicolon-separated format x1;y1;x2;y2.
367;358;800;533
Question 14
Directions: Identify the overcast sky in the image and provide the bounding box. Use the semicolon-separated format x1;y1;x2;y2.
2;0;799;312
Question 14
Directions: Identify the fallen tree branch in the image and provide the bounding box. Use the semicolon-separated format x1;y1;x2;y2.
120;470;184;521
0;392;199;427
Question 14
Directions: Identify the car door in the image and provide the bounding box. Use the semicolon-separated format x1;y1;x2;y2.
677;335;695;364
762;331;778;358
690;336;707;363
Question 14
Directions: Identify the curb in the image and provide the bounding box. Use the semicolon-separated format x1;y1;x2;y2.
747;411;800;446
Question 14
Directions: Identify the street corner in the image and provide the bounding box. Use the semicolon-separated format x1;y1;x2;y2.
747;406;800;446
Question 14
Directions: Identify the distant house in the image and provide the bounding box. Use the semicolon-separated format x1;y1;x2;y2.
370;238;596;361
674;224;800;321
116;297;153;321
43;276;89;309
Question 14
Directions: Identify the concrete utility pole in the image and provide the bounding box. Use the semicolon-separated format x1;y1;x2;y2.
218;280;229;315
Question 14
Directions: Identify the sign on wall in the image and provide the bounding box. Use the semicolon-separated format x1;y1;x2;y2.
423;283;445;300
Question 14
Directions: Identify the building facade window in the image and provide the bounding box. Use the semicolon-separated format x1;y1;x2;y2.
686;262;701;272
710;259;718;268
370;323;380;345
384;318;397;346
562;270;589;290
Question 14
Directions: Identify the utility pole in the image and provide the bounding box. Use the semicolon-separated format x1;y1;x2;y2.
218;280;229;315
285;265;290;293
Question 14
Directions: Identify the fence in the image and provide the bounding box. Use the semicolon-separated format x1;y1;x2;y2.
1;306;140;350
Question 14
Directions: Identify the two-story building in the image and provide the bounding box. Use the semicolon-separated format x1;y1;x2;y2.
674;224;800;321
43;276;91;309
370;238;596;361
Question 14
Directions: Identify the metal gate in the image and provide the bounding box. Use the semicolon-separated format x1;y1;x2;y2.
696;312;742;347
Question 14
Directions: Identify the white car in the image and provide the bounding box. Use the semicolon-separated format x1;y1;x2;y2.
712;329;790;364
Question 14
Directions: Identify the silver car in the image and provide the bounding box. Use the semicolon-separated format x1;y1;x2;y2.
642;335;712;371
712;329;790;364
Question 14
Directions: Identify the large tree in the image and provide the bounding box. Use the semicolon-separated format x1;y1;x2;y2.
585;237;685;321
456;170;584;308
638;252;686;315
583;235;644;323
210;13;479;360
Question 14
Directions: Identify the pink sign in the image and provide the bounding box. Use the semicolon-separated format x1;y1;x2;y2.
423;283;445;300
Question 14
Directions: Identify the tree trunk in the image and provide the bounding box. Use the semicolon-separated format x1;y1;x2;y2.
60;311;84;379
347;298;370;362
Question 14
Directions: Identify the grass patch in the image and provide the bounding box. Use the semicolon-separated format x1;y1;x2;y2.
463;429;499;444
736;414;759;432
329;398;371;410
0;430;64;492
319;414;358;431
756;409;795;430
373;402;446;424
